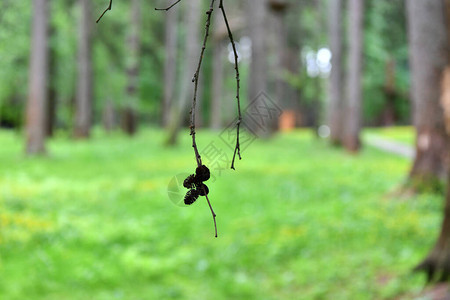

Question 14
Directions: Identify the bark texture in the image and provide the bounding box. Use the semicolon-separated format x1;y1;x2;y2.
74;0;93;138
327;0;343;144
407;0;448;186
25;0;49;154
343;0;364;152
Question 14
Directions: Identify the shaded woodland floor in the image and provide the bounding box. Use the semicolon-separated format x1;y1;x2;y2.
0;128;443;299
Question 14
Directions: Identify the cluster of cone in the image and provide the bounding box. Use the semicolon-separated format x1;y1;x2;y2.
183;165;210;205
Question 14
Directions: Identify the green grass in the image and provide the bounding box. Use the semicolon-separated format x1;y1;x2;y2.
0;128;442;299
364;126;415;145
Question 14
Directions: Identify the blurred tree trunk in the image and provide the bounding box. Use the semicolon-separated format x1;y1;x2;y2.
382;58;396;126
162;7;178;128
246;0;270;136
211;38;224;130
415;6;450;277
121;108;137;135
443;68;450;134
312;0;325;137
415;173;450;281
247;0;268;95
74;0;93;138
327;0;343;145
122;0;141;136
269;0;294;130
166;0;202;145
46;24;56;137
195;75;204;128
406;0;448;189
343;0;364;152
25;0;49;154
102;100;116;132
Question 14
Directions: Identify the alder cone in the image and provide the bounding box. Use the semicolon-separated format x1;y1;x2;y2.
184;189;199;205
195;165;210;182
183;174;196;189
196;183;209;196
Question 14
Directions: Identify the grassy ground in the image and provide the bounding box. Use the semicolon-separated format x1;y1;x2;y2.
364;126;415;145
0;128;442;299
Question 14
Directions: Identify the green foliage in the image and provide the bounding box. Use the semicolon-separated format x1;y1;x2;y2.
0;128;439;299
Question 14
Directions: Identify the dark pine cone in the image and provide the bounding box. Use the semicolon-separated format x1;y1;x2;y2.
183;174;196;189
184;189;199;205
196;183;209;196
195;165;210;182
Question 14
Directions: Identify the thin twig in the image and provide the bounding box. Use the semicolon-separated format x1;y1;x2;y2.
96;0;112;23
204;188;217;238
190;0;217;237
155;0;183;11
219;0;241;170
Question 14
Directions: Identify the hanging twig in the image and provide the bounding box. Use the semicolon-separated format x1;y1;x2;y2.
190;0;215;168
204;191;217;237
158;0;241;237
96;0;113;23
219;0;241;170
189;0;218;237
155;0;183;11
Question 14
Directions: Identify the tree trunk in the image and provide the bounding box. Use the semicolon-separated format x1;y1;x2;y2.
46;79;56;137
327;0;343;145
25;0;49;154
246;0;270;136
382;58;397;126
416;174;450;283
211;38;224;130
415;61;450;285
443;68;450;133
166;0;202;145
102;100;116;132
122;0;141;136
269;0;297;130
248;0;268;99
343;0;364;152
46;24;57;137
74;0;93;139
195;74;204;128
406;0;448;189
121;107;137;136
162;7;178;128
414;0;450;282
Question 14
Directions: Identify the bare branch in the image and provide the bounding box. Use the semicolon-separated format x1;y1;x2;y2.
189;0;217;237
96;0;112;23
155;0;182;11
204;188;217;238
219;0;241;170
189;0;215;168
